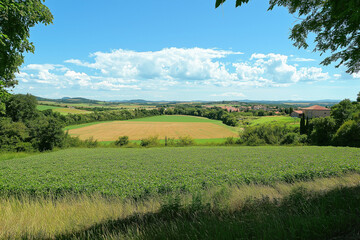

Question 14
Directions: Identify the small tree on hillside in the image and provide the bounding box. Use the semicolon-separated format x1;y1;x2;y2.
300;114;305;135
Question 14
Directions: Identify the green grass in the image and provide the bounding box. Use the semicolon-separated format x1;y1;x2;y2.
64;121;115;130
1;146;359;198
37;105;91;115
36;105;62;111
250;116;300;126
0;152;38;162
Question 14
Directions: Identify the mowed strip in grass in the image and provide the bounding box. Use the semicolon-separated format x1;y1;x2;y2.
67;115;238;141
250;116;300;126
37;105;91;115
0;146;359;198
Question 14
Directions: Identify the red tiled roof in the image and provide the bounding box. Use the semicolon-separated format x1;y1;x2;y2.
301;105;330;110
293;110;303;114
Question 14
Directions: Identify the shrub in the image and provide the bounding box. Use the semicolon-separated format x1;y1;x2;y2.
308;117;337;146
84;137;98;148
177;135;194;146
224;137;235;145
115;136;129;146
332;120;360;147
280;132;300;145
239;124;295;146
140;136;159;147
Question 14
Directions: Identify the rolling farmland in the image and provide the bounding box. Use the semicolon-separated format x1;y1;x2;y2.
37;105;91;115
1;146;359;198
67;115;238;141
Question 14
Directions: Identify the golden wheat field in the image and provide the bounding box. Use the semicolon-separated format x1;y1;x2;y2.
68;121;238;141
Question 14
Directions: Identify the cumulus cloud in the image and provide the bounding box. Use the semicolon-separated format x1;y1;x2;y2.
17;48;335;93
211;92;245;97
292;57;316;62
66;48;242;82
229;53;329;87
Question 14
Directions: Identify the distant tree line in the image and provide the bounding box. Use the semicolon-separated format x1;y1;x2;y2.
0;94;163;152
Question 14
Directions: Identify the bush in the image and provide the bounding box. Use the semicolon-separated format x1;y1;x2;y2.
140;136;159;147
177;135;194;146
332;120;360;147
239;124;295;146
115;136;129;146
84;137;98;148
224;137;235;145
308;117;337;146
280;132;300;145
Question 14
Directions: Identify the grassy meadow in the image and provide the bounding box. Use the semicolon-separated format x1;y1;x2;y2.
0;146;359;239
1;146;359;198
249;116;300;126
37;105;91;115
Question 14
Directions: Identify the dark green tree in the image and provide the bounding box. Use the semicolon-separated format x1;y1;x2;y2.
5;94;39;122
0;0;53;111
28;116;65;151
289;107;293;115
0;0;53;88
299;114;305;135
305;116;309;134
332;119;360;147
331;99;357;127
308;117;337;146
357;92;360;102
215;0;360;74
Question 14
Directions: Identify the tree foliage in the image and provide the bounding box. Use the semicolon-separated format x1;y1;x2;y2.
0;0;53;88
330;99;359;127
5;93;38;122
216;0;360;74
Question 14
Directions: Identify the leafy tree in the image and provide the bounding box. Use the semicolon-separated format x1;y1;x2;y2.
308;117;337;146
332;120;360;147
331;99;357;127
115;136;129;146
215;0;360;74
0;81;10;115
357;92;360;102
299;114;305;134
0;117;32;151
0;0;53;88
5;94;39;122
28;116;65;151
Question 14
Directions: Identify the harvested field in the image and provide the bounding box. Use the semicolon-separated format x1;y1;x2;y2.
68;121;238;141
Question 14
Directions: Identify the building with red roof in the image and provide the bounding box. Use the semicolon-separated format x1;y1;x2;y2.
300;105;331;118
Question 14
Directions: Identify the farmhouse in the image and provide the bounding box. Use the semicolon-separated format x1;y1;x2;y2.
300;105;331;118
291;110;303;118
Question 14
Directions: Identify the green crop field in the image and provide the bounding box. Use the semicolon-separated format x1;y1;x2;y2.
249;116;300;126
36;105;62;111
1;146;359;198
37;105;91;115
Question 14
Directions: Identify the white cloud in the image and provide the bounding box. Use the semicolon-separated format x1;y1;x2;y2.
353;72;360;79
292;57;316;62
211;92;245;97
66;48;242;82
17;48;336;94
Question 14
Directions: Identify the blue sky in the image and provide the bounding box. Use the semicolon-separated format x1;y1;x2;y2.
13;0;360;101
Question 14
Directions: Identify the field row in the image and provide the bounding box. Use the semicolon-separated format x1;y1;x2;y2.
0;146;359;198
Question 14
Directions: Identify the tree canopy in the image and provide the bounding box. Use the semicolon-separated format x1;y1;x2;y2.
0;0;53;112
215;0;360;74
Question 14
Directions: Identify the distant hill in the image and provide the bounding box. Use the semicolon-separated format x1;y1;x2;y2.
35;96;340;106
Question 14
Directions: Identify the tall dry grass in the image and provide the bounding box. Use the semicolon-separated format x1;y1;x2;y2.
0;173;359;239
